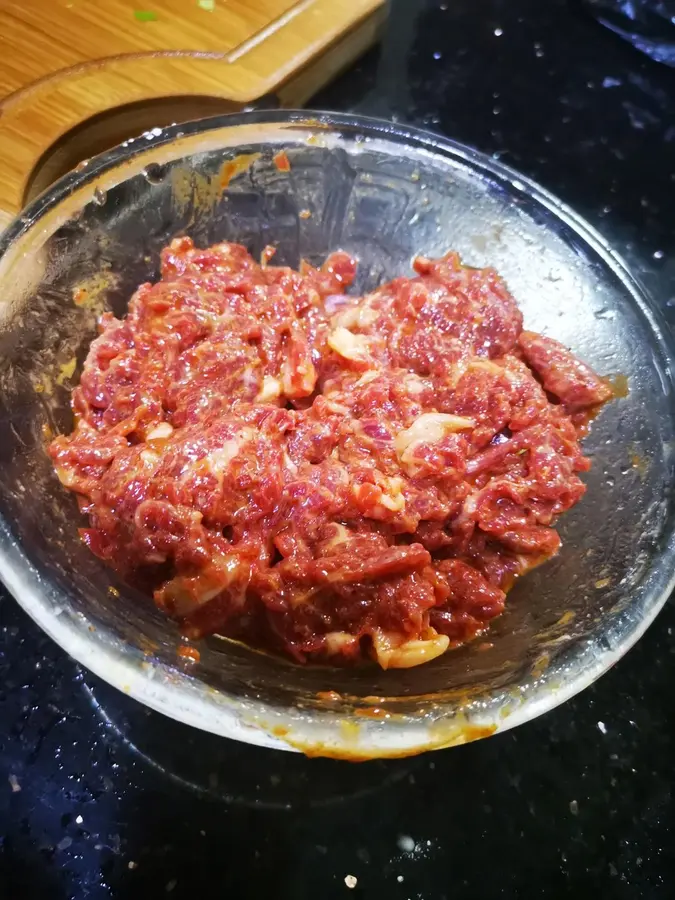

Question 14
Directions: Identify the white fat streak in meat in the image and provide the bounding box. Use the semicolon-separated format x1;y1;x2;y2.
353;475;406;516
281;356;317;397
256;375;282;403
334;305;379;330
323;523;352;550
403;374;427;394
200;428;256;481
146;422;174;441
355;370;380;387
468;359;505;376
462;491;479;517
322;397;351;415
207;440;242;474
242;367;261;395
140;449;161;467
325;631;359;654
161;554;245;610
379;491;406;513
282;450;299;476
378;474;406;512
288;587;318;608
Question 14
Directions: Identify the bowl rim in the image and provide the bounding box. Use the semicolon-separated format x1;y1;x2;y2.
1;109;674;759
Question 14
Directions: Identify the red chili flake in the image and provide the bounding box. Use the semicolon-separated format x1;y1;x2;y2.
177;645;200;663
273;150;291;172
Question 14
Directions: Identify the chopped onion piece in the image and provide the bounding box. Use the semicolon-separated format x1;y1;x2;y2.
372;629;450;669
327;326;371;362
395;413;475;465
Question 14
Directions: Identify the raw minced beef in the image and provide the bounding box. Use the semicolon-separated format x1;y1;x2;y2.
49;238;612;668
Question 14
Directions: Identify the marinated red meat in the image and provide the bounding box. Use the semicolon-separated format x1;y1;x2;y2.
518;331;613;412
50;238;612;668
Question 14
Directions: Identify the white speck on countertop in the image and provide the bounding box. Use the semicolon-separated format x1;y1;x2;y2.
569;800;579;815
344;875;357;889
144;127;164;141
8;774;21;792
597;721;607;734
602;76;622;88
397;875;404;883
398;835;416;853
75;815;83;824
653;250;665;260
494;27;503;36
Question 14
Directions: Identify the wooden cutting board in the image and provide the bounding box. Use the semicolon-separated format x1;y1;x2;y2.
0;0;385;229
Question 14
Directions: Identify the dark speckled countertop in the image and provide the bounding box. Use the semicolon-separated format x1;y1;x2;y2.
2;1;675;897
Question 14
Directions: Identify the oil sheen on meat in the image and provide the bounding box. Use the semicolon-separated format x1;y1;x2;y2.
50;239;613;668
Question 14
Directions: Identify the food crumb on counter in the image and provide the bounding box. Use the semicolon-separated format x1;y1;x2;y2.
397;835;415;853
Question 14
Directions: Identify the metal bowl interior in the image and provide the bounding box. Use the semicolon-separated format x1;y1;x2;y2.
0;111;673;758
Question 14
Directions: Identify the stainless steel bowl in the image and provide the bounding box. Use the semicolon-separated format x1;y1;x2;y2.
0;111;673;759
